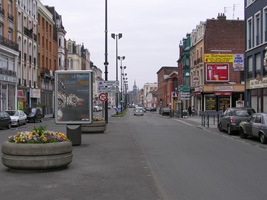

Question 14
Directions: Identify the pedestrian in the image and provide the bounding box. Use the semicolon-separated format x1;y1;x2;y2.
192;106;195;116
188;105;192;116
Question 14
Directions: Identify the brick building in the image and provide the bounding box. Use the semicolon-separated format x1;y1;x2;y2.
190;14;245;114
156;67;177;109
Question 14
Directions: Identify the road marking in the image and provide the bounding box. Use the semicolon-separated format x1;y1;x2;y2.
174;119;194;127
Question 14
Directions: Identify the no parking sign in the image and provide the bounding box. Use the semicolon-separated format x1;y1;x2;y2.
99;93;108;102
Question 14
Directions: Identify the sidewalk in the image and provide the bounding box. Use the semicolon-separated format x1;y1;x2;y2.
173;115;219;132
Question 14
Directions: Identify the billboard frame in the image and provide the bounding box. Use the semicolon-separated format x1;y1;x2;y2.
54;70;93;124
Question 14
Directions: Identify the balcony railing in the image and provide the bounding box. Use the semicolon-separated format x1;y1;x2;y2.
0;35;18;51
8;13;13;22
24;27;32;38
0;8;4;16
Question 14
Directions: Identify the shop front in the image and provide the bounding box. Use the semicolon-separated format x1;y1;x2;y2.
0;75;17;111
247;77;267;113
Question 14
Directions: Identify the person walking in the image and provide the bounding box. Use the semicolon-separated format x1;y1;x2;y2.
188;105;192;116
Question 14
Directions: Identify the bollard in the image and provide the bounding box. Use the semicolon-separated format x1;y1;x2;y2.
207;114;209;128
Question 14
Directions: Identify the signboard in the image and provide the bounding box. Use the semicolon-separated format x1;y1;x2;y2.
204;54;233;63
99;93;108;102
98;80;119;87
55;70;92;124
98;86;118;93
193;76;199;83
214;86;233;91
30;88;40;98
249;77;267;89
206;64;229;82
233;54;244;71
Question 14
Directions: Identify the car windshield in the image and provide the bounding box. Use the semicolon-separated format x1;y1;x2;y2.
136;107;143;110
234;109;255;117
6;111;18;116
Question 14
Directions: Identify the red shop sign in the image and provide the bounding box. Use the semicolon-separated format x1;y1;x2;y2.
214;91;232;96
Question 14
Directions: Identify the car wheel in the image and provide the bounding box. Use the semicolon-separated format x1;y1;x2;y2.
7;123;11;129
218;123;223;132
239;128;247;139
227;125;232;135
17;121;20;127
260;133;267;144
24;120;26;125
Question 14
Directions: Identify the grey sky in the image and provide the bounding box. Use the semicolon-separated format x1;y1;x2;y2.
42;0;244;90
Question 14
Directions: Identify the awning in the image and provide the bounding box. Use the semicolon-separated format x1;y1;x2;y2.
214;91;232;96
193;92;202;96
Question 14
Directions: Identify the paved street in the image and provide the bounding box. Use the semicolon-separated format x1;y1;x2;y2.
1;109;267;200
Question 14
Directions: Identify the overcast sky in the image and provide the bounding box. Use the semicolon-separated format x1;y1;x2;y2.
42;0;244;90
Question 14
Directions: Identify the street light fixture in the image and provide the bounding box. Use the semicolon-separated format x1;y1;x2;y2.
120;65;126;112
111;33;123;115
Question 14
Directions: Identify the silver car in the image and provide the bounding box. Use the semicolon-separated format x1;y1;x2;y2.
134;107;144;116
6;110;27;127
239;113;267;144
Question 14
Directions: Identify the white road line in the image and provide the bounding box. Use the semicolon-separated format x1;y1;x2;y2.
174;119;194;127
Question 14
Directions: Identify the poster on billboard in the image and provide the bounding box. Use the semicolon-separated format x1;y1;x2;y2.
55;70;92;124
206;63;229;82
233;54;244;71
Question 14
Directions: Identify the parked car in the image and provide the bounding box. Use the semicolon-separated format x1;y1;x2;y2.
6;110;27;127
239;113;267;144
0;111;11;129
93;106;100;112
24;107;43;123
162;107;171;116
134;107;144;116
218;107;255;135
150;107;157;112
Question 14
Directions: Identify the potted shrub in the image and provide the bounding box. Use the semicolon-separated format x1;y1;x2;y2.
1;125;73;171
81;116;106;133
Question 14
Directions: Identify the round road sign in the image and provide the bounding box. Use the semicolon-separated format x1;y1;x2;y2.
99;93;108;102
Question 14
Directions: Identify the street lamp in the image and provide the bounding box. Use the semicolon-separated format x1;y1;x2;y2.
111;33;123;115
120;65;126;112
104;0;109;123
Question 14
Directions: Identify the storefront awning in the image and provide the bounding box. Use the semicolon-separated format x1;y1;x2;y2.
193;92;202;96
214;91;232;96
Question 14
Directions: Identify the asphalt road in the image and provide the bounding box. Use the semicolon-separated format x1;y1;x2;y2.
125;109;267;200
1;109;267;200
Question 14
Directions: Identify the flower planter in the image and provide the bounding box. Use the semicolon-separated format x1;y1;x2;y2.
81;121;106;133
1;141;73;171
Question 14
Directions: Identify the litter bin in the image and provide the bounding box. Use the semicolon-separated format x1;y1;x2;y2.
67;125;81;146
182;110;188;118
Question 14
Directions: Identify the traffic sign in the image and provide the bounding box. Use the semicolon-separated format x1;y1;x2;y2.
98;86;118;93
115;107;119;112
98;80;119;87
99;93;108;102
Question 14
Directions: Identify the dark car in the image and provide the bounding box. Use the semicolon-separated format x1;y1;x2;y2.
0;111;11;129
150;107;156;112
239;113;267;144
162;107;171;116
218;107;255;135
24;107;43;123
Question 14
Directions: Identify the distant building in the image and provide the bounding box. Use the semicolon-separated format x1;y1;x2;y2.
143;82;157;108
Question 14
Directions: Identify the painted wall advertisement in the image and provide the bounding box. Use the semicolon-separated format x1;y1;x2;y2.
55;70;92;124
204;54;233;63
233;54;244;71
206;64;229;82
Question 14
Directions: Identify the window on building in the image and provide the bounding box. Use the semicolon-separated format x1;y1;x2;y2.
0;0;2;8
200;69;203;85
255;13;261;46
264;7;267;42
247;18;252;49
173;77;178;91
255;53;261;75
8;0;12;15
247;0;256;7
59;38;61;48
68;43;72;53
8;30;12;40
248;56;253;79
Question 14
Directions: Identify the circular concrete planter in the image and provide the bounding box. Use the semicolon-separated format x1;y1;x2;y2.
81;121;106;133
1;141;73;171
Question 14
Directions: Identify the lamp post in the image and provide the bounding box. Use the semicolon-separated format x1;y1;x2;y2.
104;0;109;123
111;33;122;115
117;56;125;114
120;65;126;112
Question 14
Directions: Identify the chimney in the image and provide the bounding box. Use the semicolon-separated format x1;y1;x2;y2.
217;13;226;20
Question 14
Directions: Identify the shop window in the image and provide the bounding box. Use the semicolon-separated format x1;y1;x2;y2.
219;97;230;111
206;96;216;110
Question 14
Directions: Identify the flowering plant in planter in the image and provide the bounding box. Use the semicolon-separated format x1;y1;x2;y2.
8;125;70;144
93;116;104;121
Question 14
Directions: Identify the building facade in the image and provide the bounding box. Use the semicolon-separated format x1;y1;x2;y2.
37;0;55;115
245;0;267;112
143;82;157;108
0;0;19;111
189;14;245;114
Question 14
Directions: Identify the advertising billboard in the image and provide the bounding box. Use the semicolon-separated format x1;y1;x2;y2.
55;70;92;124
206;64;229;82
233;54;244;71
